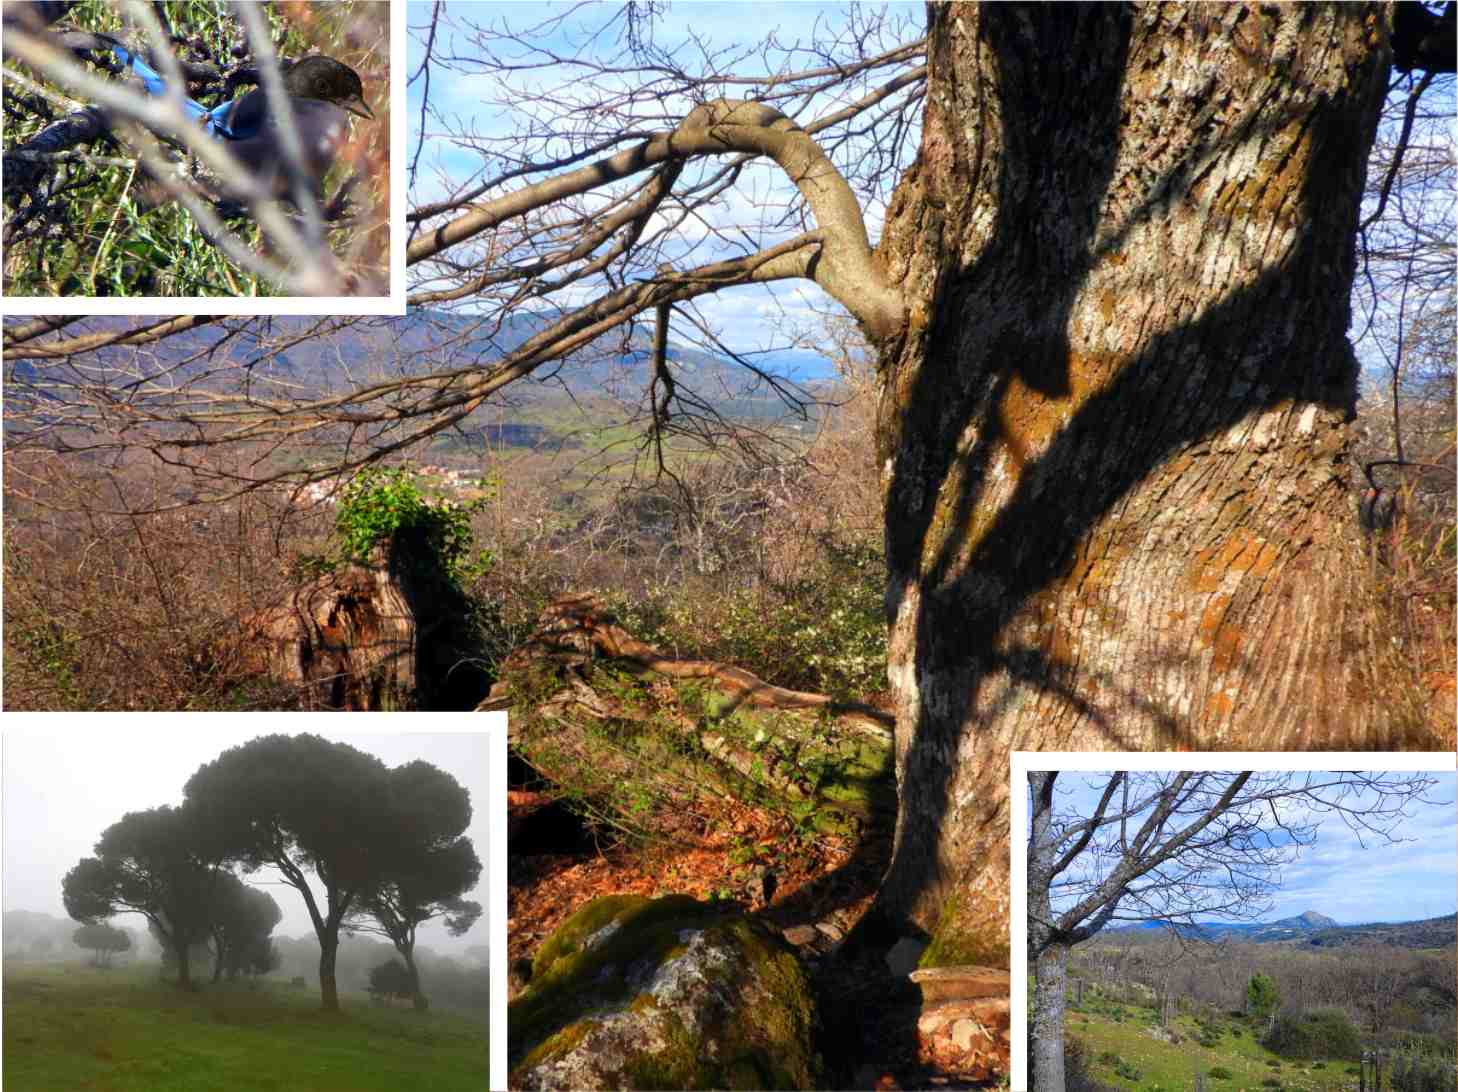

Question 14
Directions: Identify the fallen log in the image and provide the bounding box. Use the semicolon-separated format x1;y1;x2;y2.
485;594;896;841
482;593;892;740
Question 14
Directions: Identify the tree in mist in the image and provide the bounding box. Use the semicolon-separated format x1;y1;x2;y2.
344;760;482;1012
6;2;1455;984
72;922;131;967
204;872;283;983
368;958;414;1005
183;735;476;1012
62;805;229;990
1026;770;1441;1092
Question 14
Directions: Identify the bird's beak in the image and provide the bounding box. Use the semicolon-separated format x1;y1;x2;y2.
342;95;374;122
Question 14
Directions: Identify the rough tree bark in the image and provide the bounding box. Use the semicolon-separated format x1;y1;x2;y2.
871;4;1398;954
318;933;340;1013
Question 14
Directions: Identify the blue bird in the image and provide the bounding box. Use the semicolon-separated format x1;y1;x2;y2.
110;45;373;201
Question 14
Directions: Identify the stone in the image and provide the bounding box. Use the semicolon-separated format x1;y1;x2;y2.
916;998;1011;1082
909;964;1009;1003
814;920;845;943
782;925;819;947
950;1019;978;1051
885;936;929;978
917;998;1010;1038
510;894;818;1090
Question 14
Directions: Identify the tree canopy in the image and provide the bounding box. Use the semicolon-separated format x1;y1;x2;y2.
71;921;131;966
346;760;483;1009
61;804;229;988
183;734;479;1011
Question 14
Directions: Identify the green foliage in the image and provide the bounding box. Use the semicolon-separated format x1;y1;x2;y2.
1247;972;1281;1020
1388;1045;1458;1092
71;923;130;966
1261;1080;1283;1089
1112;1057;1143;1081
331;468;495;589
5;621;86;707
369;959;414;1001
609;534;886;699
1263;1008;1363;1061
1209;1067;1234;1080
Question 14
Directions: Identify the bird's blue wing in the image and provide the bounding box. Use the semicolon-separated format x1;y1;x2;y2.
110;44;232;137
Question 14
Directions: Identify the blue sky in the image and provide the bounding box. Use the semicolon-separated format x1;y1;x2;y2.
404;3;1447;392
405;1;923;351
1033;770;1457;928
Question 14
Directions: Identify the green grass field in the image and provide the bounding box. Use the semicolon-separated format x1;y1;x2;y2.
2;962;487;1092
1067;999;1358;1091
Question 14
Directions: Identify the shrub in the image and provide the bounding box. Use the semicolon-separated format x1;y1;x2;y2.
1247;973;1281;1021
1264;1008;1363;1061
608;538;887;699
1389;1048;1458;1092
1208;1068;1233;1081
332;468;494;589
1113;1059;1143;1082
368;958;414;1003
1262;1080;1283;1089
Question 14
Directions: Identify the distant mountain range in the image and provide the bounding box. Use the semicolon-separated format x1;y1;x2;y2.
1106;910;1456;949
3;311;840;439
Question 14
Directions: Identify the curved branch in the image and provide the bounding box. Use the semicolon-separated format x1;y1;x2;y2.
409;98;905;339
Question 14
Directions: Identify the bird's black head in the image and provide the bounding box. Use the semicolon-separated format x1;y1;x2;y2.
281;56;373;121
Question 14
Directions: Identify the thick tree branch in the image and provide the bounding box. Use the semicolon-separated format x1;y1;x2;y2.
407;97;905;339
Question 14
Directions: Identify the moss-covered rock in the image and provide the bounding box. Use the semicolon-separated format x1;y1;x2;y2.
510;895;819;1090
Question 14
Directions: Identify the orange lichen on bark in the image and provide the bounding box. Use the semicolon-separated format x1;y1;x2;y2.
1187;529;1281;591
1205;691;1235;719
1198;592;1245;674
994;348;1124;471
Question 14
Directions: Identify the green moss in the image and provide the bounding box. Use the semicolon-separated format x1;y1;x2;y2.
509;896;818;1089
513;1018;593;1074
919;891;1011;969
529;894;706;984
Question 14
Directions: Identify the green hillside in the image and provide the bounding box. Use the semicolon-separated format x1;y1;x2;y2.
1067;997;1359;1092
2;962;487;1092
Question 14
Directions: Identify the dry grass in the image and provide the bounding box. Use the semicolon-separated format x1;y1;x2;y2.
2;452;323;710
3;370;1452;731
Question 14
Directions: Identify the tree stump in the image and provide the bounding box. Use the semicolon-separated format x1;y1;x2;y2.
232;528;488;710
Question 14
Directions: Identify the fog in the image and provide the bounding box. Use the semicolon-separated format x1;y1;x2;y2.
1;720;495;963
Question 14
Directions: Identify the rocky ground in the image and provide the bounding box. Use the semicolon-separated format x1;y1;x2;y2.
509;776;1006;1089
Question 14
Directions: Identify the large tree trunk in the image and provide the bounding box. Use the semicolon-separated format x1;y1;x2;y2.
319;934;340;1012
1030;941;1071;1092
234;528;491;711
872;3;1398;948
403;947;429;1012
174;938;194;991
